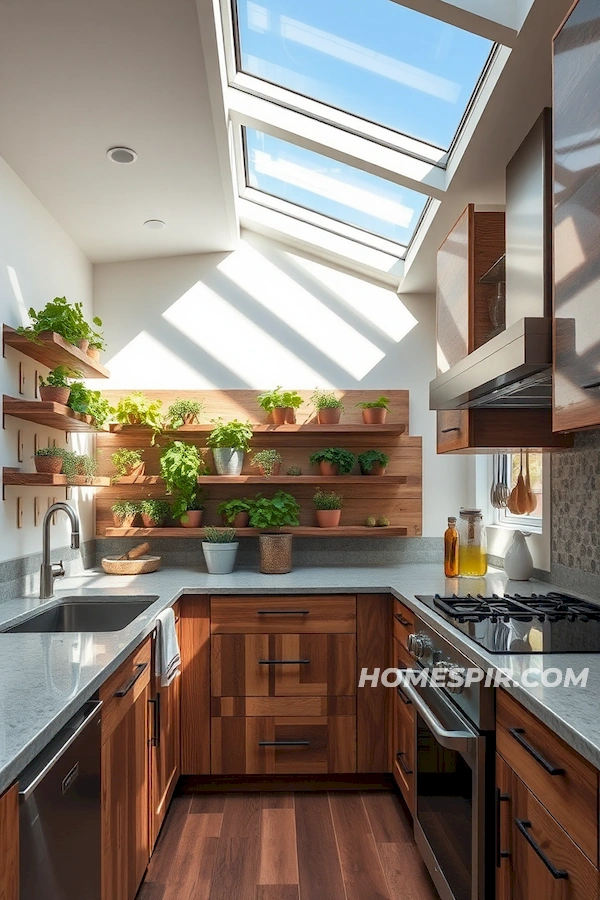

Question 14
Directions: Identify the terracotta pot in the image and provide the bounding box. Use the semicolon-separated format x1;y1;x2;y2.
127;414;141;425
87;347;101;362
222;511;250;528
362;407;387;424
316;509;341;527
182;414;197;425
259;533;293;574
365;463;387;476
180;509;203;528
318;460;339;477
259;463;281;477
271;407;295;425
39;385;71;406
141;514;160;528
77;338;89;353
113;513;137;528
317;407;342;425
34;455;63;475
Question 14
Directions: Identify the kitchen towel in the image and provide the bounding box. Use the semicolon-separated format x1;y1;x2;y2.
155;608;181;687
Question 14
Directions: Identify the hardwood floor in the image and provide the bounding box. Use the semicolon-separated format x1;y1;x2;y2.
138;791;438;900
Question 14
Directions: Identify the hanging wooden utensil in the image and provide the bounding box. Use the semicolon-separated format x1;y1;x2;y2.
507;453;524;514
524;452;536;514
515;452;528;514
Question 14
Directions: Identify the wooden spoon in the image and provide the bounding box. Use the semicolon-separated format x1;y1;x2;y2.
117;542;151;561
524;452;536;514
507;453;526;514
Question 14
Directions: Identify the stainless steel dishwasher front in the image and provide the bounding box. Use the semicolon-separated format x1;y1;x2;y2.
19;699;102;900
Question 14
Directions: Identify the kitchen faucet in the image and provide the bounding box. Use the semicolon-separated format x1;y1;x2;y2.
40;502;81;600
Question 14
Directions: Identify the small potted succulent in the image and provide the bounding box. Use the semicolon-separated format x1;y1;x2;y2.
38;365;81;406
248;491;300;574
202;526;239;574
358;449;390;476
313;489;343;527
61;452;98;484
160;441;208;527
111;448;145;482
216;497;254;528
251;449;283;477
311;389;344;425
207;419;253;476
166;398;204;429
33;446;66;475
257;387;303;425
356;395;390;424
111;501;140;528
139;499;170;528
309;447;356;477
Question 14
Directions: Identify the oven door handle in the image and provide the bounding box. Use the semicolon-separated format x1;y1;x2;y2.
400;674;478;753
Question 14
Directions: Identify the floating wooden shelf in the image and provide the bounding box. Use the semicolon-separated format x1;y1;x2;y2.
3;468;110;487
108;423;406;435
3;396;106;433
110;474;408;486
104;526;408;538
3;325;110;378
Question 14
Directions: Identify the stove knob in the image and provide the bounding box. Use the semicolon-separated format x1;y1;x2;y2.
407;633;431;660
446;663;466;694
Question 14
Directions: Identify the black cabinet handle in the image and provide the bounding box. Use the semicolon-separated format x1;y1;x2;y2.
582;379;600;390
397;685;412;705
149;693;161;747
441;427;461;433
258;659;311;665
259;740;310;747
509;728;565;775
496;790;510;867
394;613;411;628
115;663;148;697
396;751;413;775
515;819;568;879
257;610;309;615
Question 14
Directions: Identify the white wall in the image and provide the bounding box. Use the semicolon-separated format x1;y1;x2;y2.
93;231;469;537
0;154;94;563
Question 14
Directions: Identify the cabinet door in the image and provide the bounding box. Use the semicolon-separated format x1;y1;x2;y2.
392;638;415;813
437;205;473;371
0;783;18;900
436;409;470;454
496;754;514;900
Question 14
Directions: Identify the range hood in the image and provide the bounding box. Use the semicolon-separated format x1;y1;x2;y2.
430;109;552;410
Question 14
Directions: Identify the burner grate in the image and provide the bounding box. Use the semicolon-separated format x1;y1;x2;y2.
432;591;600;624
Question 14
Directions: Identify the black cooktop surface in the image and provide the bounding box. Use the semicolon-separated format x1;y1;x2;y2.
416;592;600;653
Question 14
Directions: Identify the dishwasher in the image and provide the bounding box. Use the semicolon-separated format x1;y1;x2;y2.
19;699;102;900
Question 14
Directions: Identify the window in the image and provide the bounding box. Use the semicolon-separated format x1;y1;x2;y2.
244;127;427;246
234;0;493;149
495;453;543;532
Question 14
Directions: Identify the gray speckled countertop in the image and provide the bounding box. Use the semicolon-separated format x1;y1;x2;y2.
1;563;600;795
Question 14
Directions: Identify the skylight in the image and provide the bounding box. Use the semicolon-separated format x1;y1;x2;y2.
234;0;493;149
244;128;428;246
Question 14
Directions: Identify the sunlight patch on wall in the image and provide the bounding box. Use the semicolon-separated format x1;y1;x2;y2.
102;331;217;390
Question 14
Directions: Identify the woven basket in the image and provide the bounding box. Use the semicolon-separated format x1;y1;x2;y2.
259;533;293;574
101;555;161;575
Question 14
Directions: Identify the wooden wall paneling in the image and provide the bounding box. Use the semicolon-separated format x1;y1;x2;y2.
357;594;392;773
472;212;506;351
180;595;211;775
0;783;18;900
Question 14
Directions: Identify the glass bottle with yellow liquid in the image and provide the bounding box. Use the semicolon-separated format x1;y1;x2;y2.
444;516;459;577
458;508;487;577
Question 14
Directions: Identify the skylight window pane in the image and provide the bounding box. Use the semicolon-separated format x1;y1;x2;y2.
234;0;493;148
244;128;427;244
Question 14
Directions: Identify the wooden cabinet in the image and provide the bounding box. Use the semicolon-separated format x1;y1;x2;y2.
392;638;415;813
210;594;356;634
553;0;600;431
180;595;211;776
0;783;18;900
100;638;151;900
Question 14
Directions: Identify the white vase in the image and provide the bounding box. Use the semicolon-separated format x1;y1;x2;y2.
202;541;239;574
504;530;533;581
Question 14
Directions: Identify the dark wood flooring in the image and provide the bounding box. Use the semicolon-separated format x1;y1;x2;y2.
138;791;439;900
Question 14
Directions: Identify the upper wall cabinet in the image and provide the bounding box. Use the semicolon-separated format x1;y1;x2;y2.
553;0;600;431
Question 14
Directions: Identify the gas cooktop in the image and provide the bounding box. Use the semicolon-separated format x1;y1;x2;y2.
415;592;600;653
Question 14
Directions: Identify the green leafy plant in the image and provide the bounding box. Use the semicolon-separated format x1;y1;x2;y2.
286;465;302;476
39;365;81;388
248;491;300;529
251;449;283;477
67;383;113;428
216;497;254;525
256;387;303;414
309;447;356;474
17;297;104;349
86;317;106;352
159;441;208;518
166;398;204;430
111;500;140;524
313;489;343;510
114;393;163;434
203;526;237;543
34;446;66;458
310;389;344;411
356;396;390;410
358;450;390;474
207;418;253;452
139;499;170;525
61;452;97;481
111;448;144;479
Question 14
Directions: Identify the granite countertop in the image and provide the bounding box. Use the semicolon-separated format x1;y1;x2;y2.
0;563;599;795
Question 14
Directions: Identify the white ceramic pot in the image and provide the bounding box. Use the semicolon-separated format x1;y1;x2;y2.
504;530;533;581
202;541;239;574
212;447;245;476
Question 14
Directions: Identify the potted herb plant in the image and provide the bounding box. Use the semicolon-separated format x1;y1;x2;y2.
202;526;239;574
114;393;163;441
86;319;106;361
111;501;140;528
287;466;302;476
140;499;170;528
159;440;208;527
216;497;254;528
61;452;98;484
111;448;145;482
166;398;204;429
68;383;113;428
313;490;343;527
16;297;104;353
358;449;390;476
310;389;344;425
257;387;303;425
356;396;390;424
248;490;301;574
309;447;356;476
33;446;65;475
38;365;81;405
207;418;253;476
251;449;283;477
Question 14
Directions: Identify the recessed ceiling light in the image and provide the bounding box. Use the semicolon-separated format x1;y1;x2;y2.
107;147;137;164
144;219;166;230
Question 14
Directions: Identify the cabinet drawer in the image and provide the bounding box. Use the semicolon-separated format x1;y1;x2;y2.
211;695;356;717
210;595;356;634
496;690;598;864
393;600;415;651
211;715;357;774
393;691;415;813
211;633;356;697
99;638;151;744
437;410;470;454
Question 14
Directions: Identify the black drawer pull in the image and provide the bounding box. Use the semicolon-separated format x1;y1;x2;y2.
259;740;310;747
396;751;413;775
509;727;565;775
441;427;461;433
258;659;311;665
516;819;568;879
397;685;412;705
149;693;161;747
394;613;411;628
582;379;600;390
496;790;510;867
257;609;310;615
115;663;148;697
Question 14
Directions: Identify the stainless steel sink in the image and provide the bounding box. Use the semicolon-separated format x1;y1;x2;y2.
3;596;158;633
